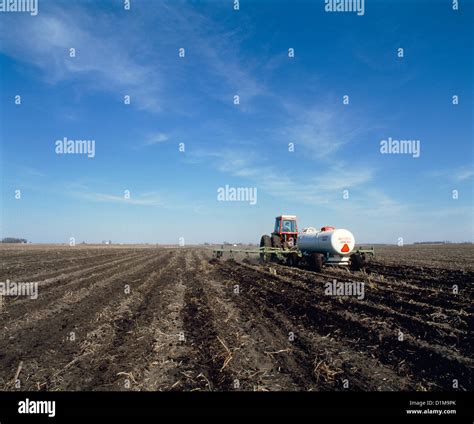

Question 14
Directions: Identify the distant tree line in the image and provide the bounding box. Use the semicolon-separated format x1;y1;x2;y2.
1;237;27;243
414;241;450;245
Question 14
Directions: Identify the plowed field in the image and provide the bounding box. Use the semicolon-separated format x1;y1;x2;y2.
0;244;472;391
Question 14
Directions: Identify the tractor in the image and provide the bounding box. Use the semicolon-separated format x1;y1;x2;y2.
258;215;373;271
213;214;374;272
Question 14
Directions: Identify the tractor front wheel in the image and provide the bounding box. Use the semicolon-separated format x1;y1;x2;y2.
260;235;271;263
308;253;323;272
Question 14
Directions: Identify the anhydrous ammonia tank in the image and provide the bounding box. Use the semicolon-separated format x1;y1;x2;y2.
297;227;355;255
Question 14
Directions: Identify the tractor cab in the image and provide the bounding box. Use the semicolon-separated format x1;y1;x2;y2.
273;215;298;247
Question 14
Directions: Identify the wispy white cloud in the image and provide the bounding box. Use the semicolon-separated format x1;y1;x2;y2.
76;191;165;206
19;166;46;178
155;2;265;106
427;166;474;182
346;189;408;218
0;6;163;113
191;148;375;207
306;165;374;192
144;133;169;146
0;1;266;115
55;180;166;206
455;168;474;181
279;103;367;161
188;93;377;206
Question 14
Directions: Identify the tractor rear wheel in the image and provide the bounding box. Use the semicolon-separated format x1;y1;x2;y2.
350;253;364;271
270;234;282;262
260;235;271;263
308;253;323;272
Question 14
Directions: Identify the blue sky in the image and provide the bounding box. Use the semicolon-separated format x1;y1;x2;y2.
0;0;473;244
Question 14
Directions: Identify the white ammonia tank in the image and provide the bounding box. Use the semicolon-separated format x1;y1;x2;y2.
297;227;355;255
